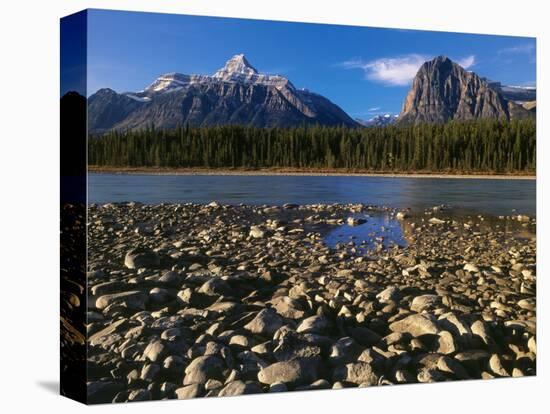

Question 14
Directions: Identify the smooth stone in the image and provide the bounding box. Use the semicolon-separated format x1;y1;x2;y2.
296;314;331;335
517;298;536;311
249;226;265;239
436;356;470;379
269;382;288;393
436;330;457;355
143;339;166;362
471;320;493;346
244;308;283;337
124;248;160;269
411;294;442;313
376;286;400;304
88;319;128;347
389;314;439;337
350;326;382;347
140;363;160;382
328;337;363;366
183;355;224;385
175;384;204;399
417;368;447;383
218;380;263;396
95;291;148;311
489;354;510;377
127;389;152;401
258;358;320;386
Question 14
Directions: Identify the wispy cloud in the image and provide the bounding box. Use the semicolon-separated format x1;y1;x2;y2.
457;55;476;69
340;54;476;86
498;43;535;55
367;106;381;112
340;54;427;86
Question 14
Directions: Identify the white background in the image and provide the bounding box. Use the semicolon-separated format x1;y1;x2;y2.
0;0;547;412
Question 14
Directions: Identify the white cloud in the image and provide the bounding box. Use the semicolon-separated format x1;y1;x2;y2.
498;43;535;55
457;55;476;69
343;54;428;86
340;53;477;86
367;106;381;112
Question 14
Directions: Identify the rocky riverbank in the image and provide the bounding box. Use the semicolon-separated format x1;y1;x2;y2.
86;202;536;403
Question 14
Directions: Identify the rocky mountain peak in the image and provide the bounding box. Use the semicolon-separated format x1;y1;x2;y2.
214;54;258;77
398;56;522;123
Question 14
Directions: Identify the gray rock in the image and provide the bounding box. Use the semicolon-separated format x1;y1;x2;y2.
128;388;152;401
269;382;288;392
87;381;124;404
350;326;382;347
333;362;379;385
199;278;233;297
376;286;401;304
163;355;185;372
143;339;166;362
272;296;306;319
411;294;442;313
158;270;181;284
328;337;363;366
389;314;439;337
488;354;510;377
471;320;493;346
436;330;457;355
140;363;160;382
436;356;470;379
417;368;447;383
88;319;129;347
517;298;536;311
183;355;225;385
124;248;160;269
296;314;331;335
175;383;204;399
149;287;174;303
95;291;148;311
244;308;283;337
273;332;322;362
218;380;263;397
91;281;126;297
258;358;320;386
249;226;265;239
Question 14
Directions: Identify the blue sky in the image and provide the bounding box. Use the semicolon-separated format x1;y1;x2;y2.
84;9;536;118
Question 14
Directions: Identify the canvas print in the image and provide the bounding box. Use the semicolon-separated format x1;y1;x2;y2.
60;9;536;404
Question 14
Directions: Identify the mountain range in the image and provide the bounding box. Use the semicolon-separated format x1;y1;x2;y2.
87;54;535;134
88;54;358;134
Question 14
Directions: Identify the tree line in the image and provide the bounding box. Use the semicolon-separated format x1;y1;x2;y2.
88;119;536;173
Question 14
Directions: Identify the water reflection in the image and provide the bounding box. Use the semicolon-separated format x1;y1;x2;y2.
322;213;407;253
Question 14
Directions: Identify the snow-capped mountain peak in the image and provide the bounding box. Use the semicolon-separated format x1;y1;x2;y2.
212;54;290;88
213;54;258;78
355;113;398;127
143;72;209;93
142;54;291;94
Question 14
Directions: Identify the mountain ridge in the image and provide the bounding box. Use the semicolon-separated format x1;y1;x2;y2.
88;54;359;134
